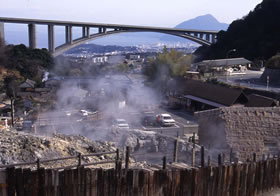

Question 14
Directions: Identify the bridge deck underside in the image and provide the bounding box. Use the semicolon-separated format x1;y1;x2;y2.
54;30;213;56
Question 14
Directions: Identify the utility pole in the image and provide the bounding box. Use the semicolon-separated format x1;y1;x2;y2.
226;49;237;58
10;98;15;127
266;75;269;90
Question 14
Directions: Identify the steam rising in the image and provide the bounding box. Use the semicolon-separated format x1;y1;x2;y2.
36;71;160;146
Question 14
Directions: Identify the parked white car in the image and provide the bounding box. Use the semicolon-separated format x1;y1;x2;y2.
156;114;175;126
112;119;129;129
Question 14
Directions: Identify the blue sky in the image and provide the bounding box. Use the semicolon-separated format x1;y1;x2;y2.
1;0;263;27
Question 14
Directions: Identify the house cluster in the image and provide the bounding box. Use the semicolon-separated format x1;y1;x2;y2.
192;57;252;76
168;78;278;112
86;53;145;66
19;79;51;93
0;78;57;129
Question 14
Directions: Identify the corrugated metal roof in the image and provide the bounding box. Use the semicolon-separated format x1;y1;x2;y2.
196;58;252;67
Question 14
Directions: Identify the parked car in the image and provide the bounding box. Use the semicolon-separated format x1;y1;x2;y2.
168;102;182;110
156;113;175;127
141;112;156;126
80;109;95;116
112;119;129;129
22;120;33;131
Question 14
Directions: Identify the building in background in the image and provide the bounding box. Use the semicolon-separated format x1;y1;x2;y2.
194;58;252;76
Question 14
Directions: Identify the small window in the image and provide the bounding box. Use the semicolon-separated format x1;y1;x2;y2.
264;140;278;151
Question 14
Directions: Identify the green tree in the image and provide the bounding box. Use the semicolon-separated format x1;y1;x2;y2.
4;76;19;127
115;63;130;73
5;44;54;81
143;47;193;81
265;53;280;69
0;39;7;66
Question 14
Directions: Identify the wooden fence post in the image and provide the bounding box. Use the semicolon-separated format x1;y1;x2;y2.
208;156;211;167
173;139;179;163
192;144;195;167
192;133;195;144
135;138;140;151
116;149;119;161
125;146;130;169
162;156;167;170
115;149;121;173
201;146;205;168
36;158;41;169
0;170;7;196
230;148;233;163
253;153;256;162
78;153;82;167
7;167;15;196
218;154;222;166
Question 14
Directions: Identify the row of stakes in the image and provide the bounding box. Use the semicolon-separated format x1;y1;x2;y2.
160;133;275;169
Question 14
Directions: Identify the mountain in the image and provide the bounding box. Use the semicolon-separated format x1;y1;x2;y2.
160;14;228;42
92;14;229;46
175;14;228;30
195;0;280;61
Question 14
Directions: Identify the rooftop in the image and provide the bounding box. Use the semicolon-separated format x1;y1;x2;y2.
176;79;248;106
246;94;278;107
195;58;252;67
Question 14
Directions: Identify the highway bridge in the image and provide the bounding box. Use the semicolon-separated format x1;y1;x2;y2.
0;17;219;57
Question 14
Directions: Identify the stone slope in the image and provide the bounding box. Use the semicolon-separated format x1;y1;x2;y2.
0;128;117;169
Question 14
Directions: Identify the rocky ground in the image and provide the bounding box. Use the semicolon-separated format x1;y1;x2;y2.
90;127;204;165
0;125;201;170
0;128;120;169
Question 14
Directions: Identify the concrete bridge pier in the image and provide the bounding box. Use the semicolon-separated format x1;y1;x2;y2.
199;33;203;39
82;26;90;38
86;27;90;38
206;33;210;42
65;25;73;44
211;34;217;43
0;23;4;41
48;24;55;53
28;23;37;49
98;27;102;34
65;26;69;43
82;26;86;37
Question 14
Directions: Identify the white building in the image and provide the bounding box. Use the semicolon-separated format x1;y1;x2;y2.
92;56;108;64
129;55;141;60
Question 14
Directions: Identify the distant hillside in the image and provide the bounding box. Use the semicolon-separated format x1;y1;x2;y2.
160;14;228;42
195;0;280;61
